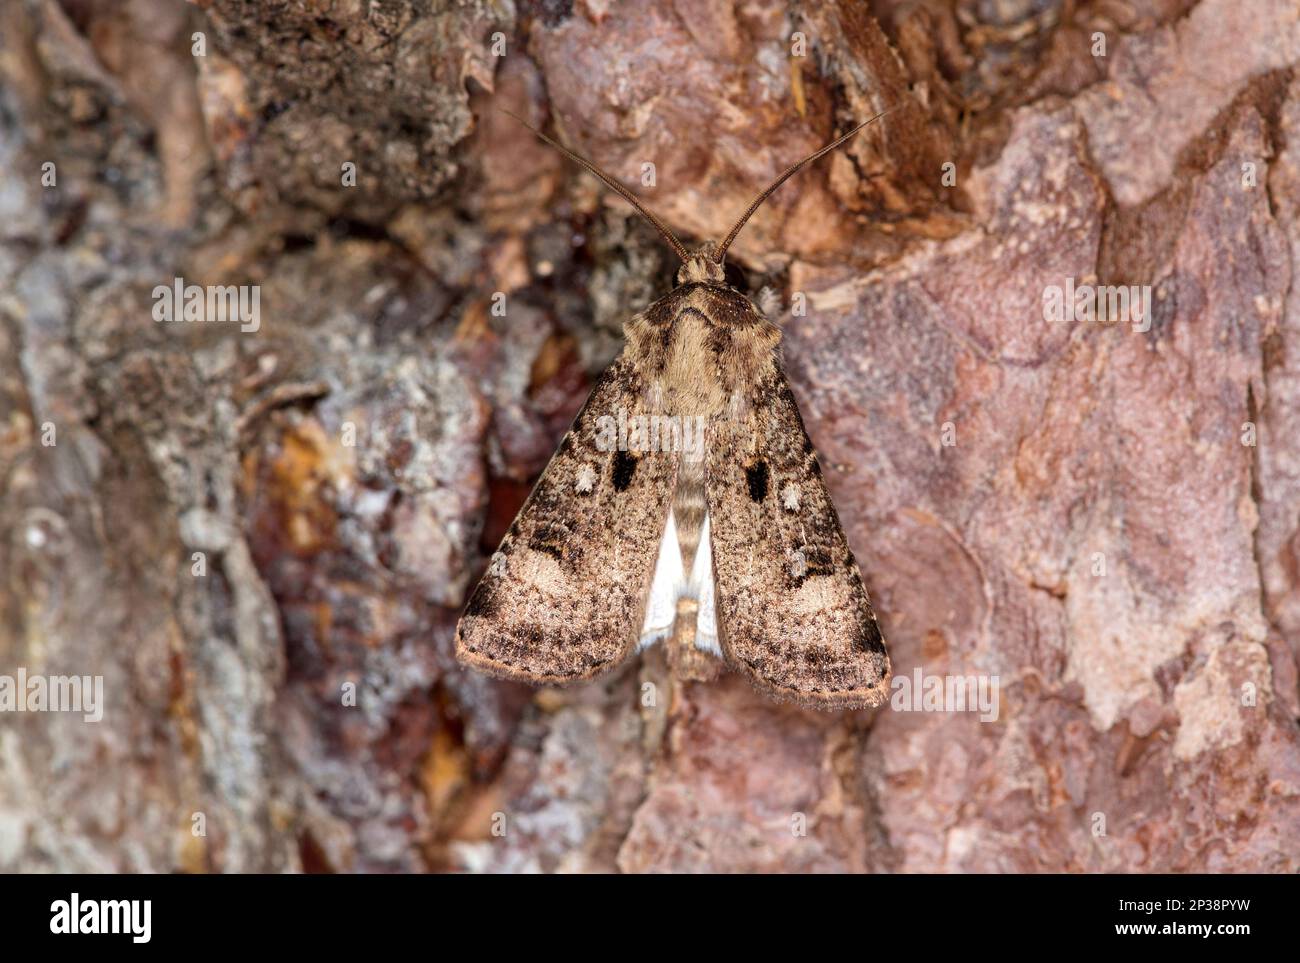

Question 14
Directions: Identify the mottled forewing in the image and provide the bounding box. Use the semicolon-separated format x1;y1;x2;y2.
706;371;890;708
456;354;678;683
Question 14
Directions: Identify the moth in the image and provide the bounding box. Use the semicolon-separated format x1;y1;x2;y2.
456;113;893;709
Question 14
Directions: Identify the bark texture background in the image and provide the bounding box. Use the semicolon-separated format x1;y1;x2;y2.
1;0;1299;873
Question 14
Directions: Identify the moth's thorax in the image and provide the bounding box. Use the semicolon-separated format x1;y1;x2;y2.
625;283;782;415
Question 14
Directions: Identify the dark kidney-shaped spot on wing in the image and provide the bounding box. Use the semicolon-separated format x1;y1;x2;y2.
612;450;638;492
745;460;769;502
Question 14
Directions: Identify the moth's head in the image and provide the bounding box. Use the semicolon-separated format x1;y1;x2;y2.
676;243;726;286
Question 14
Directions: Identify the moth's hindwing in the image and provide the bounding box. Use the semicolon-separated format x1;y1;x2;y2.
456;354;679;683
706;370;891;709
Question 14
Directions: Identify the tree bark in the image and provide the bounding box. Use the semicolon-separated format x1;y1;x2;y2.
1;0;1298;872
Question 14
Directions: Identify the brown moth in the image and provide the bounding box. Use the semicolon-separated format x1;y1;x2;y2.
456;114;893;709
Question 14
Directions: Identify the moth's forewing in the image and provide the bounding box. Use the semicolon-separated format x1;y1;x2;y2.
455;353;679;683
700;286;892;709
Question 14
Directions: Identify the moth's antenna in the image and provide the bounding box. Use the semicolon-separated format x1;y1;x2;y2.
500;109;691;264
713;107;897;264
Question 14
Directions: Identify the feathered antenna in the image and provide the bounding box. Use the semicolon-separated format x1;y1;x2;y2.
713;107;898;264
501;109;691;264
